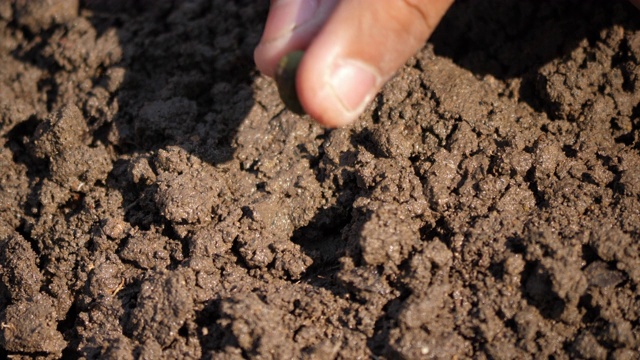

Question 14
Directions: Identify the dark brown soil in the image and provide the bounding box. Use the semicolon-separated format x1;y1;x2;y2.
1;0;640;358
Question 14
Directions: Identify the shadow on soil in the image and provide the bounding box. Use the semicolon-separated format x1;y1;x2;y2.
84;0;266;229
431;0;640;117
84;0;262;164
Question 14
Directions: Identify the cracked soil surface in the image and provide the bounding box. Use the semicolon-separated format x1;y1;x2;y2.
1;0;640;358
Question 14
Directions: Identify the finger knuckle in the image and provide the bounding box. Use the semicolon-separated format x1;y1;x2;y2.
399;0;436;33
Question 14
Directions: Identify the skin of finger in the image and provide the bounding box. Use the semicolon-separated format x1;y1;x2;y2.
296;0;454;127
631;0;640;9
254;0;339;77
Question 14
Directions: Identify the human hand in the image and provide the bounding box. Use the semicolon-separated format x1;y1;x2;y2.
254;0;454;127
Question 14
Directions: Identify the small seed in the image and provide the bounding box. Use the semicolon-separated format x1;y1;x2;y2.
275;50;305;115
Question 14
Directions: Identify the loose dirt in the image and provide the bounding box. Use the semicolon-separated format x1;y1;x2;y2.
1;0;640;358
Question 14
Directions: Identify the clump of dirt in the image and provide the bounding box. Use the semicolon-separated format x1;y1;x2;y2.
1;0;640;358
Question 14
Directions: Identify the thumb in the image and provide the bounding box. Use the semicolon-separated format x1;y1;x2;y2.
297;0;453;127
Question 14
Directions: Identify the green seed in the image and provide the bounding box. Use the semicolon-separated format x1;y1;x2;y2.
275;50;305;115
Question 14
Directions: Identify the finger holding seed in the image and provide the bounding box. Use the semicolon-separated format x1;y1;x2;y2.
256;0;454;127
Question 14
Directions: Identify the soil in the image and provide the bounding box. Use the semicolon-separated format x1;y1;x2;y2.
1;0;640;359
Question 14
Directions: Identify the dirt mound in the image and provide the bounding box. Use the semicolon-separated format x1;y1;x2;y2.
1;0;639;358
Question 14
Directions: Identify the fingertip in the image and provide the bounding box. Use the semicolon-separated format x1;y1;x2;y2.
254;0;338;78
254;40;284;77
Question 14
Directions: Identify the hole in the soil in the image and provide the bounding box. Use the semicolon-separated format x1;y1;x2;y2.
160;224;186;254
578;293;599;323
58;303;82;360
504;317;518;333
420;217;447;244
521;261;566;319
506;236;526;254
612;116;635;145
177;323;189;338
91;120;113;148
615;132;636;146
561;144;578;158
611;38;635;92
5;115;39;145
291;203;351;283
423;217;452;247
371;93;384;125
443;121;460;152
61;192;85;218
14;220;41;258
5;116;51;177
488;261;505;281
524;167;545;209
230;237;251;271
367;297;403;357
580;172;598;186
605;172;624;196
581;244;599;264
